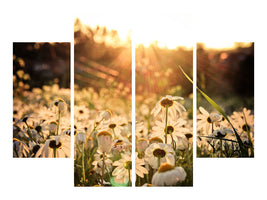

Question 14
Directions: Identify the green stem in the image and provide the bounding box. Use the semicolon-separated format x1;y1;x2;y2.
53;148;56;158
25;121;33;141
82;143;86;182
101;152;105;186
112;128;117;139
157;157;161;169
89;125;97;137
170;134;176;150
165;106;169;144
220;139;223;157
56;109;61;135
128;168;131;186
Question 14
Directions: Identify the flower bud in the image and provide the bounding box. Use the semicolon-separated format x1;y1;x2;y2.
97;131;113;153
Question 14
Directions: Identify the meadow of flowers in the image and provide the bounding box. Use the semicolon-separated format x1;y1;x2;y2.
13;83;71;158
73;82;193;186
197;106;254;158
135;94;193;186
74;85;132;186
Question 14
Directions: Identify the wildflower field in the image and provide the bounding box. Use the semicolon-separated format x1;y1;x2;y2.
74;85;132;186
196;43;254;158
13;43;71;158
13;83;71;158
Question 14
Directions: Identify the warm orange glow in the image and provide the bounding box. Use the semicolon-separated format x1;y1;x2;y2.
77;13;194;49
133;14;193;49
76;15;131;45
200;42;253;50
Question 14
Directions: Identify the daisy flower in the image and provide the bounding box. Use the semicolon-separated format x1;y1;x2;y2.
100;115;128;140
152;163;187;186
150;118;190;150
144;143;175;169
92;151;113;176
231;108;254;138
75;131;86;145
135;152;149;179
97;131;113;154
135;121;148;139
112;153;132;185
136;138;149;155
50;98;66;113
74;105;90;122
13;138;30;158
151;95;186;119
197;106;223;135
35;135;70;158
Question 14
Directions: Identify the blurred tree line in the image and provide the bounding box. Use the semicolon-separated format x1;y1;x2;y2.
136;44;193;98
13;42;70;90
74;18;131;94
197;43;254;112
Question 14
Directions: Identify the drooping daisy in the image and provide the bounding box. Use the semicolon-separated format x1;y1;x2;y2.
75;131;87;145
13;138;30;158
112;153;132;184
144;143;175;169
151;95;186;120
92;151;113;176
50;98;66;114
97;131;113;154
152;163;187;186
197;106;223;135
35;135;70;158
136;138;149;155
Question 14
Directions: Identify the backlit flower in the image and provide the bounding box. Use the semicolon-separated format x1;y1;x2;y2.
197;107;222;135
112;153;132;184
13;138;30;157
151;95;186;119
231;107;254;138
150;118;190;150
144;143;175;169
152;163;187;186
92;151;113;175
97;131;113;154
35;135;70;158
135;152;148;179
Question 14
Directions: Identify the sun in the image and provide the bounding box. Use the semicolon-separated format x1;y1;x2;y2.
133;13;194;49
76;13;194;49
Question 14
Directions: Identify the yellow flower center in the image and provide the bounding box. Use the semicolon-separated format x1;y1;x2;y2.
123;161;132;170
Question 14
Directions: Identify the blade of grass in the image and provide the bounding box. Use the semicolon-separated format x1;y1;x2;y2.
178;65;248;157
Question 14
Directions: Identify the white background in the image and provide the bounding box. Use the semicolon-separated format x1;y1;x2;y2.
0;1;266;200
